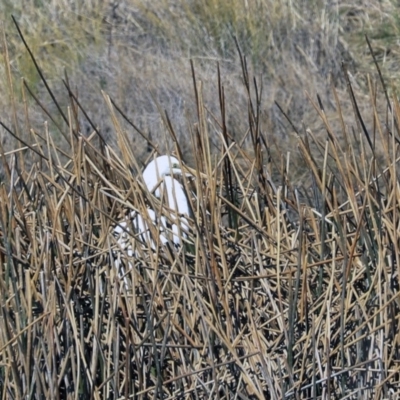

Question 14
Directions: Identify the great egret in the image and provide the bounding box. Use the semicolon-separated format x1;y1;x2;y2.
142;155;190;234
113;155;191;276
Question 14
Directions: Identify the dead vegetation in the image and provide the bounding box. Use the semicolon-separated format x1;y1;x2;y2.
0;10;400;400
1;0;400;184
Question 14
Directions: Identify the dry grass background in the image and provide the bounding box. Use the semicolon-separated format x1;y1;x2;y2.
0;0;399;177
0;0;400;398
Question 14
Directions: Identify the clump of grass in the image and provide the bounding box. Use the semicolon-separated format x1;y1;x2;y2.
0;21;400;398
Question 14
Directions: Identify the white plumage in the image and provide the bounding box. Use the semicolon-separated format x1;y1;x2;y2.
113;155;191;280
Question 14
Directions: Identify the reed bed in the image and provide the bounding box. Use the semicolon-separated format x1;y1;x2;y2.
0;29;400;400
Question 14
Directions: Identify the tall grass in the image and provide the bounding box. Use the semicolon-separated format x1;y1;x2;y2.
0;18;399;397
1;1;400;186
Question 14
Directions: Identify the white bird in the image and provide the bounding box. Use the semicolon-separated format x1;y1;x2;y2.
142;155;190;236
113;155;191;279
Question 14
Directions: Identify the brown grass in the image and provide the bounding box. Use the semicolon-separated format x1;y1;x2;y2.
1;0;400;184
0;3;400;398
0;21;399;397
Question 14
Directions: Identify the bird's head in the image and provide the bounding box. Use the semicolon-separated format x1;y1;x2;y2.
142;155;193;193
162;162;191;178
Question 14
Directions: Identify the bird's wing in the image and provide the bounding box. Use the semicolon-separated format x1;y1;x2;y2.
162;176;189;216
